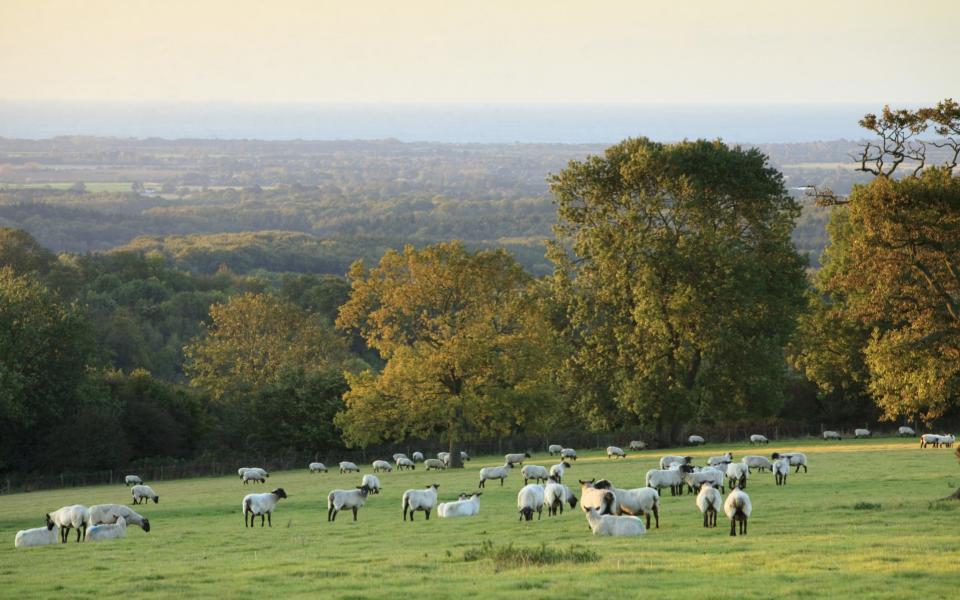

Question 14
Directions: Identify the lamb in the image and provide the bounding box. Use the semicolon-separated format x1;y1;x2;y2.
611;486;660;529
742;455;773;473
242;469;267;484
402;483;440;521
548;444;563;456
339;461;360;474
629;440;647;450
327;484;373;522
543;481;578;516
243;488;288;527
688;435;705;445
646;467;686;496
560;448;577;461
898;426;916;437
361;474;381;494
708;452;733;467
412;451;424;462
548;461;571;484
424;458;446;471
87;516;126;542
48;505;90;543
726;462;749;490
579;480;617;516
606;446;627;459
478;462;512;487
749;434;768;445
438;492;482;518
505;452;532;465
854;428;871;438
131;484;159;505
521;464;550;485
823;430;842;440
15;517;58;548
584;507;645;536
660;455;692;470
396;457;416;470
309;462;328;473
372;460;393;473
89;504;151;532
683;468;725;495
724;489;752;536
773;457;790;486
517;484;546;521
124;475;142;486
696;483;723;528
771;452;808;473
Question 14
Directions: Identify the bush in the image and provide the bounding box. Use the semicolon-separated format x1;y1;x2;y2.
463;541;598;570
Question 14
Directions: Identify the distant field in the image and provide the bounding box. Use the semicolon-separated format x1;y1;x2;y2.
1;438;959;599
0;181;133;193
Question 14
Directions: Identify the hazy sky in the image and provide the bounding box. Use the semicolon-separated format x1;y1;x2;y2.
1;0;956;104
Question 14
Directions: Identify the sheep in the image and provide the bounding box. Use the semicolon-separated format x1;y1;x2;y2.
742;455;774;473
402;483;440;521
521;464;550;485
708;452;733;467
921;433;941;448
89;504;151;532
372;460;393;473
124;475;142;486
505;452;531;465
239;467;268;479
611;486;660;529
724;489;752;536
661;455;692;470
629;440;647;451
396;457;416;470
646;467;686;496
548;461;571;484
242;470;267;484
424;458;446;471
48;505;90;543
339;461;360;474
688;435;705;446
771;452;808;473
773;457;790;486
854;428;871;438
327;484;373;522
749;434;768;445
560;448;577;461
131;484;159;505
392;453;409;462
309;462;328;473
237;467;251;477
578;480;617;516
726;462;749;490
243;488;288;527
460;451;471;462
517;484;546;521
584;507;645;537
548;444;563;456
87;516;126;542
478;462;512;487
15;517;58;548
544;481;578;516
361;474;381;494
412;451;424;462
683;468;725;495
696;483;723;528
898;426;916;437
823;430;842;440
941;434;957;447
438;492;482;518
436;452;450;465
606;446;627;459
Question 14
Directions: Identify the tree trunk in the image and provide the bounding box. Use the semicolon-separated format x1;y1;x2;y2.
448;438;464;469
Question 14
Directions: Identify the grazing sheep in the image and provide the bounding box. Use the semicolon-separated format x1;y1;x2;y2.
87;516;126;542
854;428;871;438
237;467;251;477
749;434;768;445
517;484;546;521
560;448;577;461
309;462;328;473
543;481;578;516
646;467;686;496
696;483;723;528
412;451;424;462
327;485;372;522
823;430;842;441
629;440;647;451
688;435;705;445
661;455;692;470
361;474;382;494
771;452;808;473
89;504;151;532
438;492;482;518
683;468;725;495
505;452;532;465
392;453;409;462
921;433;941;448
239;467;268;479
724;489;752;536
124;475;142;486
941;434;957;447
424;458;446;471
396;457;416;470
548;461;572;484
579;480;617;516
773;458;790;486
584;507;645;537
548;444;563;456
898;426;916;437
131;484;159;505
339;461;360;474
742;455;774;473
708;452;733;467
726;463;749;490
372;460;393;473
243;488;288;527
478;462;512;487
606;446;627;459
402;484;440;521
242;470;267;484
15;517;58;548
521;464;550;485
611;486;660;529
460;451;471;462
48;505;89;543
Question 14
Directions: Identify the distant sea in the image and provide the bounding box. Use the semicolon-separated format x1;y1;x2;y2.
0;102;878;143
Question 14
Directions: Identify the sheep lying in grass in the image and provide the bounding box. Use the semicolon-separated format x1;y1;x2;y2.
402;484;440;521
478;462;512;487
372;460;393;473
724;489;752;536
708;452;733;467
646;466;687;496
854;428;871;438
438;492;482;518
585;507;645;536
124;475;142;486
309;462;328;473
48;505;89;543
823;430;842;440
726;463;749;490
517;484;546;521
606;446;627;459
543;480;577;516
521;464;550;485
696;483;722;528
339;461;360;474
396;457;416;470
243;488;287;527
898;426;916;437
579;479;616;515
424;458;446;471
549;461;571;484
610;486;660;529
742;455;773;473
773;457;789;486
750;434;768;445
89;504;151;532
131;484;159;505
412;451;424;462
629;440;647;450
87;516;126;542
561;448;577;461
660;455;692;470
505;452;531;465
15;517;58;548
772;452;808;473
327;485;372;522
548;444;563;456
361;474;381;494
688;435;705;445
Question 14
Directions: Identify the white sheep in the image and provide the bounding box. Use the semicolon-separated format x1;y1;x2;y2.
646;467;686;496
517;484;546;521
688;434;705;445
242;470;267;484
585;507;645;536
339;461;360;474
396;457;416;470
48;505;90;543
560;448;577;461
327;485;373;522
436;452;450;464
742;455;773;473
660;455;692;470
548;444;563;456
696;483;723;528
412;451;425;462
131;484;159;505
771;452;808;473
402;484;440;521
578;479;617;515
424;458;446;471
708;452;733;467
87;516;126;542
749;434;768;445
478;462;512;487
941;434;957;447
505;452;531;465
611;486;661;529
392;453;409;462
243;488;288;527
548;461;572;484
773;457;790;486
898;426;916;437
629;440;647;451
823;430;842;440
124;475;142;486
89;504;151;532
724;489;752;536
361;474;381;494
372;460;393;473
460;451;471;462
239;467;268;479
726;462;749;490
543;481;578;516
438;492;482;518
309;462;328;473
15;518;58;548
683;468;725;495
606;446;627;459
237;467;251;477
854;428;871;438
921;433;941;448
521;464;550;485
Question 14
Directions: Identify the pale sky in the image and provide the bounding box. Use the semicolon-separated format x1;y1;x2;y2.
0;0;956;104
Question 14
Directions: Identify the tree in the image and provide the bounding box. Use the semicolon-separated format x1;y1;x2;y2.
549;138;808;440
335;242;561;466
0;228;56;276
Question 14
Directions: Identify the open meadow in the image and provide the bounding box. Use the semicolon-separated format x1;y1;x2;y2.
1;437;959;599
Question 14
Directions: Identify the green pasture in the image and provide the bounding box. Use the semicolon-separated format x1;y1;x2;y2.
1;437;958;599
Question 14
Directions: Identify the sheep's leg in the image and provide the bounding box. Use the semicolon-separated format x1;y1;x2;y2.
331;509;337;522
260;514;265;527
268;512;272;527
76;528;81;543
703;511;708;528
352;507;358;521
500;478;504;486
730;518;736;537
479;480;484;489
425;509;431;521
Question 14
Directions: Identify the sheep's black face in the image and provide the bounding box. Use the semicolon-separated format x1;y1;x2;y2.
562;461;571;468
153;496;159;504
142;518;151;532
274;488;288;499
524;452;531;458
593;479;613;489
568;497;578;509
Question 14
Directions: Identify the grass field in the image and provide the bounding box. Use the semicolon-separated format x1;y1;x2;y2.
1;437;959;599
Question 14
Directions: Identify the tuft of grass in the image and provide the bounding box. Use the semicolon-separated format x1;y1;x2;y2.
463;540;598;569
852;502;881;511
928;500;959;511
